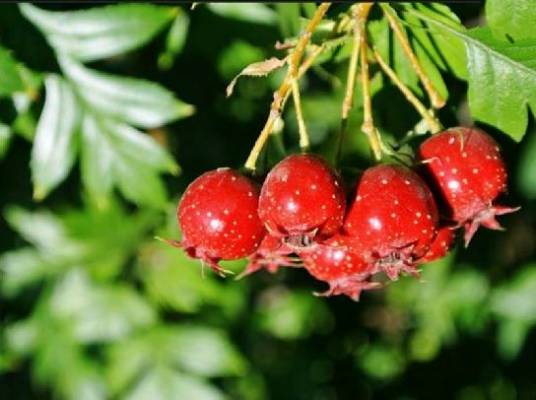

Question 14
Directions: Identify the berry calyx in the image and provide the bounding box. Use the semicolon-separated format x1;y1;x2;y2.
420;226;456;264
344;164;439;280
238;234;300;278
299;234;379;301
258;154;346;243
163;168;265;276
418;127;519;246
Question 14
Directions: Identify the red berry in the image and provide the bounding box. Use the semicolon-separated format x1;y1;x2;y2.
164;168;265;276
420;226;456;264
418;127;519;246
299;234;379;301
258;154;346;242
344;164;438;280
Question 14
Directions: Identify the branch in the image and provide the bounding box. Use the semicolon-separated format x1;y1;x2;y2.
244;3;331;171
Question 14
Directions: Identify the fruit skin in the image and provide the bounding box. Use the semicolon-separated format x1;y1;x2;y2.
164;168;265;276
258;154;346;242
344;164;439;280
299;234;379;301
418;127;519;246
419;226;456;264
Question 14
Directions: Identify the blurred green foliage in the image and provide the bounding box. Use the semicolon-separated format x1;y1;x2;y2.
1;2;536;399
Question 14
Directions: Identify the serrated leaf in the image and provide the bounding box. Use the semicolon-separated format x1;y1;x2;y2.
402;8;536;141
60;56;194;128
31;74;80;200
158;10;190;70
0;46;24;96
464;28;536;141
226;57;286;97
80;113;171;208
486;0;536;42
20;3;176;62
206;3;277;26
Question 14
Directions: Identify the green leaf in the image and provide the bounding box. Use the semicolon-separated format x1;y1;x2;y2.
49;269;156;343
496;320;530;360
400;3;467;78
0;249;53;297
60;56;194;128
275;4;301;37
368;19;421;96
0;121;12;159
158;10;190;70
139;243;226;313
80;113;171;208
80;114;114;204
31;74;80;200
464;28;536;141
256;289;332;340
206;3;277;25
107;326;243;398
486;0;536;42
114;158;168;209
0;46;24;96
167;326;247;377
5;207;69;253
491;266;536;324
302;3;317;19
127;368;225;400
402;8;536;141
19;3;176;62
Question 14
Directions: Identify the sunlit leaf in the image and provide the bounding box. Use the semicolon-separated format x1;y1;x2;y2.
60;56;194;128
31;74;80;200
49;269;156;343
20;3;176;62
80;113;171;208
206;3;277;26
127;368;225;400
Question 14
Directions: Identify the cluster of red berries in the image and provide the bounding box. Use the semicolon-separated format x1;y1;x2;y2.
169;127;518;301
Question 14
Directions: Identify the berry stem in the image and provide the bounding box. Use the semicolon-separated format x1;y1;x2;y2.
337;3;369;164
358;4;383;161
373;48;442;133
244;3;330;172
291;80;310;151
380;3;445;109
